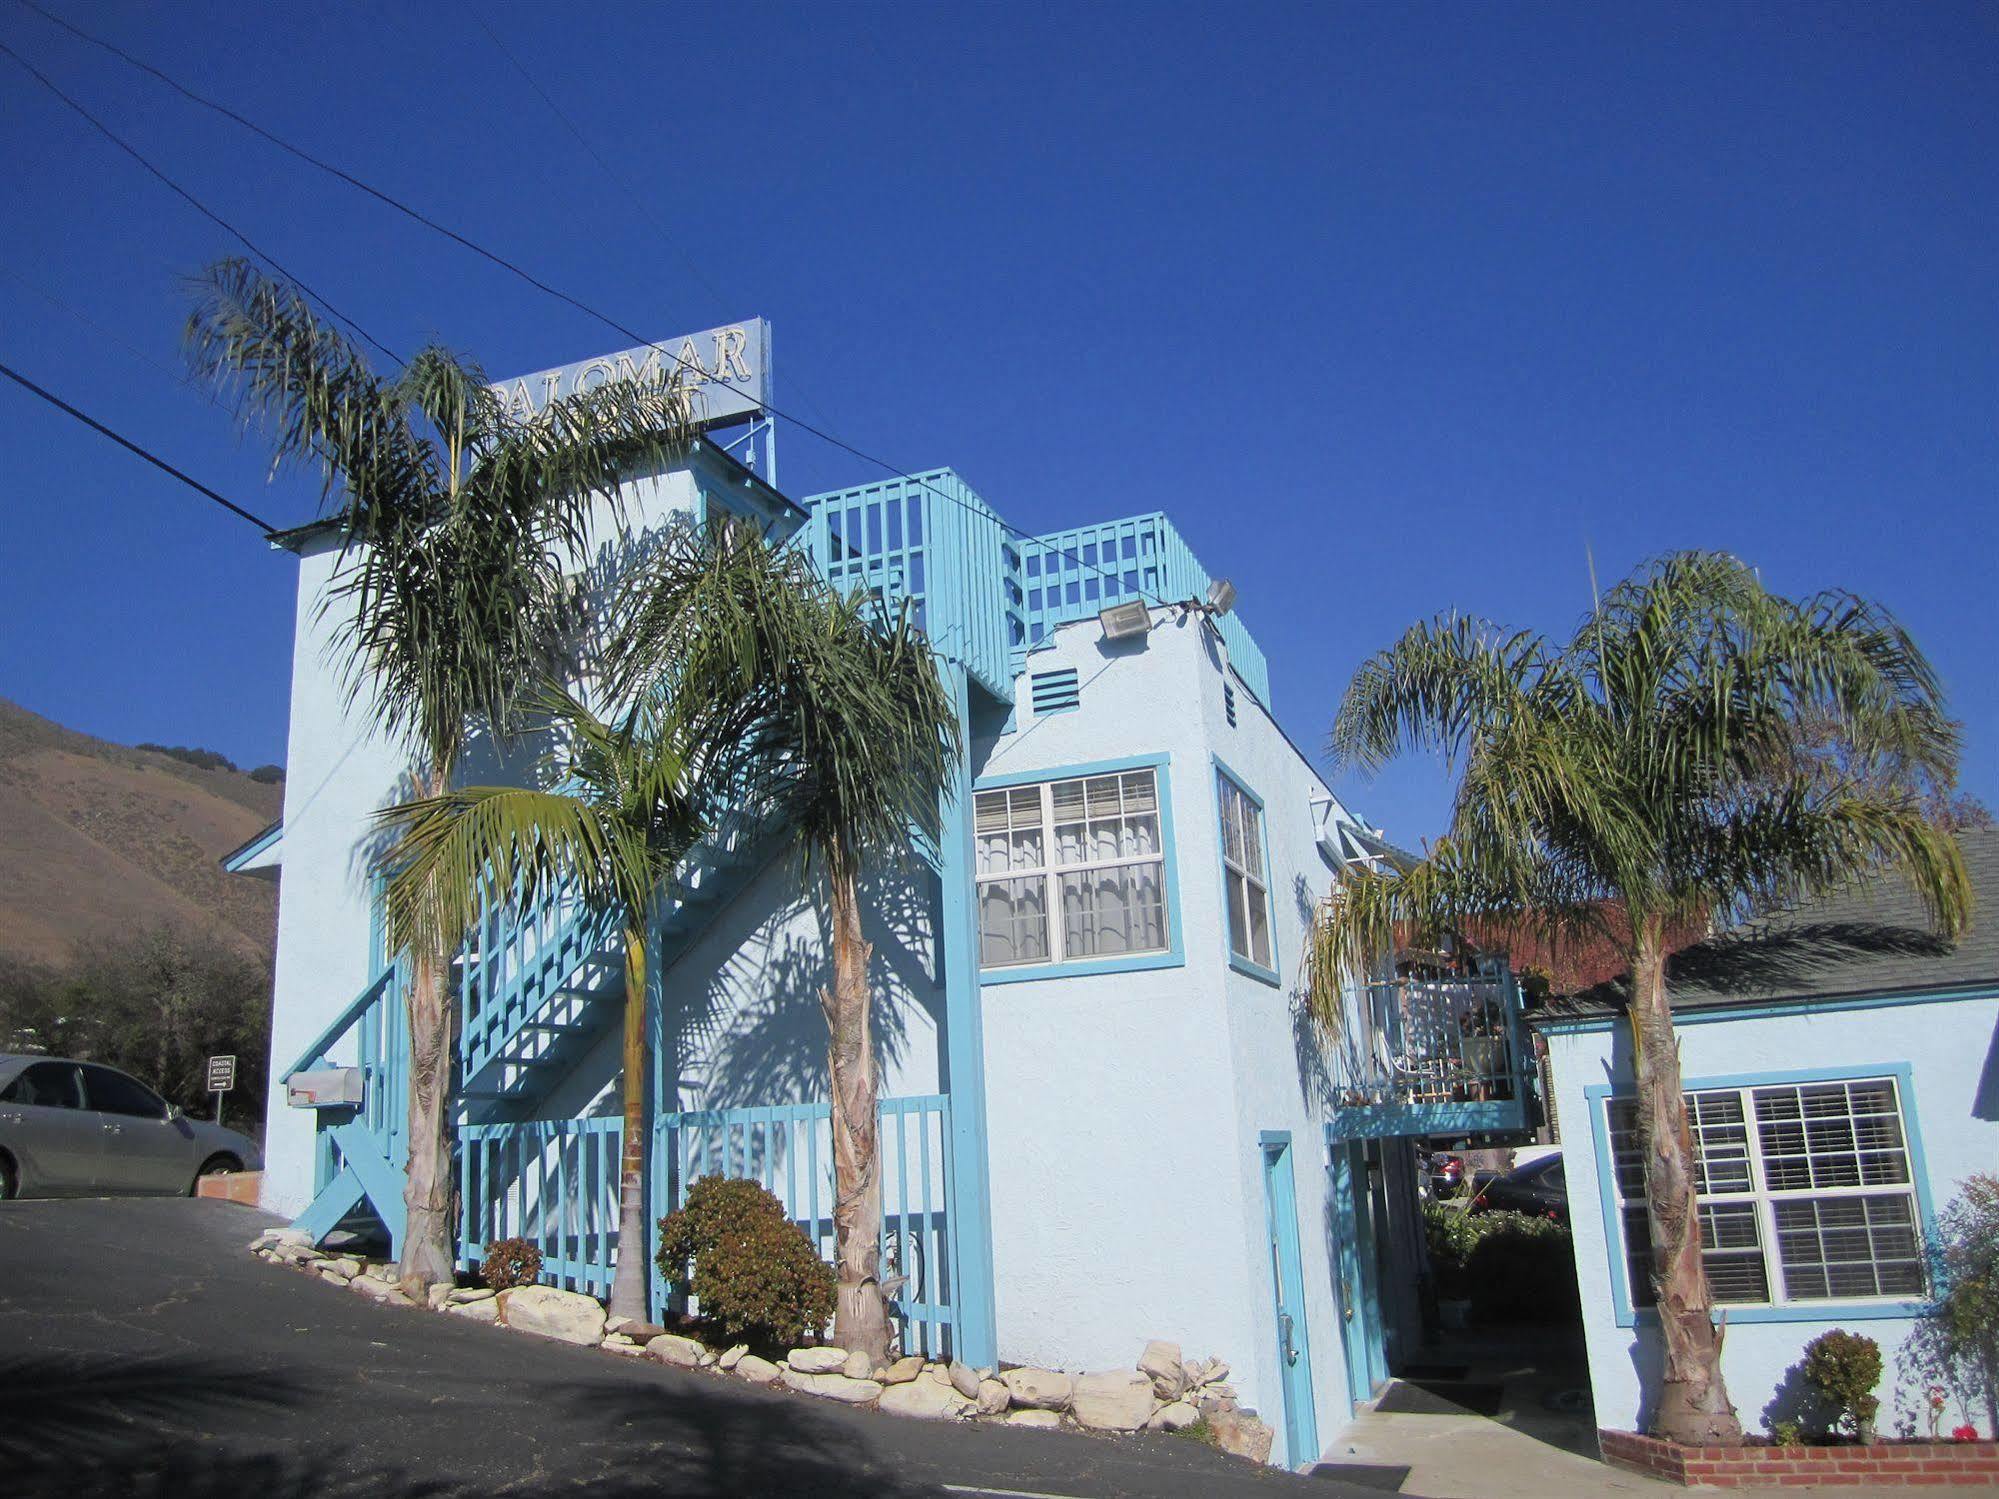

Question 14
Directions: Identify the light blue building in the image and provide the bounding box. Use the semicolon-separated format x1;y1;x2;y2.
1535;829;1999;1445
234;328;1541;1468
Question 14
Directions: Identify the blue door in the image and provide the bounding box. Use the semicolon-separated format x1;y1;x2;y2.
1330;1140;1388;1408
1260;1134;1319;1470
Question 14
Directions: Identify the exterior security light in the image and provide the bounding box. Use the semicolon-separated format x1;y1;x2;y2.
1098;600;1152;641
1205;578;1238;616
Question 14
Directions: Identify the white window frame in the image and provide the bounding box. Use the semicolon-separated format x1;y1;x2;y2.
975;767;1171;971
1215;770;1273;975
1603;1074;1926;1314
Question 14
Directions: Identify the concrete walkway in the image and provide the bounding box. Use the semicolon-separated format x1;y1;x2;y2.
1318;1326;1920;1498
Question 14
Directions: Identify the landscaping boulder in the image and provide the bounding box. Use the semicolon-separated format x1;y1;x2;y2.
718;1344;748;1371
734;1354;782;1385
1070;1370;1157;1431
879;1379;971;1420
782;1370;883;1405
1007;1408;1063;1430
1210;1408;1273;1463
427;1284;453;1311
842;1349;875;1381
1148;1400;1199;1431
447;1287;494;1305
497;1286;607;1346
1000;1367;1073;1411
947;1361;982;1399
449;1297;499;1324
786;1346;849;1375
975;1378;1010;1417
879;1355;925;1386
351;1275;409;1303
1191;1357;1228;1388
602;1339;647;1356
1138;1339;1186;1400
646;1333;707;1368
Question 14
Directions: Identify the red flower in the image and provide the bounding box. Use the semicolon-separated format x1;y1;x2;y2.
1952;1424;1979;1442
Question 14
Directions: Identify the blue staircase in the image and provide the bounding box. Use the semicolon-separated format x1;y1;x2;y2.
284;806;782;1248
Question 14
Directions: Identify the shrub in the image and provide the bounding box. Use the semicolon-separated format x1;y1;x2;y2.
1803;1329;1882;1441
248;764;285;783
1898;1174;1999;1439
481;1236;542;1290
1422;1199;1578;1321
657;1175;835;1349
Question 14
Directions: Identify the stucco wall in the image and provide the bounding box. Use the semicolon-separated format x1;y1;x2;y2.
261;466;709;1215
1547;994;1999;1439
974;608;1373;1464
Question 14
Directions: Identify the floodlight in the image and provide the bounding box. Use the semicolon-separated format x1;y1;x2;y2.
1204;578;1238;616
1098;600;1152;641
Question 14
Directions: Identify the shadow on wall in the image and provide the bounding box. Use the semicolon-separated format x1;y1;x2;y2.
660;856;945;1112
0;1354;939;1499
1762;1358;1833;1440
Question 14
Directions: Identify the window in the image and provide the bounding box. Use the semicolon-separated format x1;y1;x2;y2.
81;1064;168;1119
1604;1076;1925;1310
976;769;1168;969
1217;773;1272;971
3;1061;83;1109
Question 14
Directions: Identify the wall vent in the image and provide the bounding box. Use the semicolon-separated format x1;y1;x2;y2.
1224;683;1237;728
1030;667;1080;716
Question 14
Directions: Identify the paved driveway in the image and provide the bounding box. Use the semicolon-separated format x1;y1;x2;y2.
0;1198;1353;1499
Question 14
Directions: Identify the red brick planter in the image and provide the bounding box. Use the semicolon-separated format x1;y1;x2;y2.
1600;1429;1999;1488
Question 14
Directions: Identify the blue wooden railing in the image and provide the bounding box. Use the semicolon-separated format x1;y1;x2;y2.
458;1115;623;1299
285;955;411;1248
452;1095;958;1355
460;885;621;1083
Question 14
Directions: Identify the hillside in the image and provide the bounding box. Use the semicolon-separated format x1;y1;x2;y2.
0;698;281;965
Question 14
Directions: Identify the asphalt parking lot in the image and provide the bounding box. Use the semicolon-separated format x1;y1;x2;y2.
0;1197;1361;1499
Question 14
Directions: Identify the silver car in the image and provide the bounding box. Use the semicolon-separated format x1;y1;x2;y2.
0;1054;264;1199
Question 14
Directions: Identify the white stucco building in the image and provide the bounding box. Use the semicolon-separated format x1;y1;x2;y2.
233;326;1540;1469
1535;829;1999;1446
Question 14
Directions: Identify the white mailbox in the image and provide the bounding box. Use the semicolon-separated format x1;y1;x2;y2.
286;1067;365;1110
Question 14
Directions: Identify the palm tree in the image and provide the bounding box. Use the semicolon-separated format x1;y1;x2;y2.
185;259;697;1288
1307;552;1971;1445
375;688;708;1322
609;519;960;1364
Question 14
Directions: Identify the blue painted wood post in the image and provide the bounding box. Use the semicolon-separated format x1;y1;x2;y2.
937;663;998;1368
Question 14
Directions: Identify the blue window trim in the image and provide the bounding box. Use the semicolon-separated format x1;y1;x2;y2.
1584;1061;1938;1329
973;752;1185;986
1212;754;1280;987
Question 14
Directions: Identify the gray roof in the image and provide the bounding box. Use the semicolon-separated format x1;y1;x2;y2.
1536;828;1999;1022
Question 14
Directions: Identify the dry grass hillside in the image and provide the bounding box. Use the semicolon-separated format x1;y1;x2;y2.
0;698;280;965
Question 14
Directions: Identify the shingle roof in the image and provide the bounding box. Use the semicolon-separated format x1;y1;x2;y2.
1534;828;1998;1022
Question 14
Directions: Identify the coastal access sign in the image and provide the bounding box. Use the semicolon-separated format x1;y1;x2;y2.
490;318;770;431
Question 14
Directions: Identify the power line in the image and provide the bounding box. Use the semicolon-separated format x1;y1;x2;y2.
0;37;401;367
0;357;278;534
13;0;1176;614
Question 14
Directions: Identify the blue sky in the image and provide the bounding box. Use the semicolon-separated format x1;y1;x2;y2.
0;1;1992;845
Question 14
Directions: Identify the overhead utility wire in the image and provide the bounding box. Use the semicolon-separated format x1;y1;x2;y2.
15;0;1180;616
0;357;278;534
0;38;401;367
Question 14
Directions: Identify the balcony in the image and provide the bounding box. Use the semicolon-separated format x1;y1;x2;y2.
1327;965;1535;1140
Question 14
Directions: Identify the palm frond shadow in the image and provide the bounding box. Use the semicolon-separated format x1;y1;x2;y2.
0;1353;304;1463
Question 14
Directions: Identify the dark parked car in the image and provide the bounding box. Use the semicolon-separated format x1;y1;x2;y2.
0;1054;262;1199
1474;1151;1567;1224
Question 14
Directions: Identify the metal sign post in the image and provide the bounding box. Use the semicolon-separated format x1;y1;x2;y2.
206;1054;236;1123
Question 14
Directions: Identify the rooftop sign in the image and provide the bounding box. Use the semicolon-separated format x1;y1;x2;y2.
492;318;770;429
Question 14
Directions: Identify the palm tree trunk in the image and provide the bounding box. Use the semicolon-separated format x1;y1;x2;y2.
399;938;456;1289
610;922;651;1324
824;857;889;1364
1630;916;1742;1444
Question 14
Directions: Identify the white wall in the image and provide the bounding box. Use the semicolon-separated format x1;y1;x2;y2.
261;465;710;1214
1549;994;1999;1439
975;608;1370;1465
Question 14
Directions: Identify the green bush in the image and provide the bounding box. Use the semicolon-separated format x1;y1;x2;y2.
657;1175;835;1349
481;1236;542;1290
1423;1199;1579;1322
1803;1329;1882;1440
